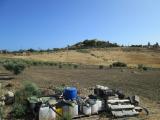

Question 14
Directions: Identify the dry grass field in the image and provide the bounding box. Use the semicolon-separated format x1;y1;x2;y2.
0;47;160;120
11;47;160;68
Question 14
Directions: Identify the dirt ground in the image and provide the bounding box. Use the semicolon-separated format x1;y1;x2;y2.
0;66;160;120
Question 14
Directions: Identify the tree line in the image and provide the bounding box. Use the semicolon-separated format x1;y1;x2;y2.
68;39;119;49
0;40;159;54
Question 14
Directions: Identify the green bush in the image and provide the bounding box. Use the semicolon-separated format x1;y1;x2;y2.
73;64;78;69
59;64;62;69
43;61;50;66
138;64;148;71
24;82;41;97
12;103;26;118
15;82;41;104
0;58;60;68
138;64;143;69
48;62;54;66
32;61;39;66
112;62;127;67
3;61;26;75
67;63;72;67
13;82;41;119
143;66;148;71
76;49;90;53
54;63;58;66
54;85;65;95
90;53;96;57
99;65;104;69
109;64;113;68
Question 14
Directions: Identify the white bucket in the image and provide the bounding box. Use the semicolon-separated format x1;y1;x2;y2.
104;87;109;90
96;85;101;89
62;103;78;118
83;105;91;115
63;105;71;118
72;103;78;117
39;105;56;120
96;99;103;111
91;102;98;114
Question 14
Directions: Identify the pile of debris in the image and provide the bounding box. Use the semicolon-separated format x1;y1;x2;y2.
0;90;14;106
26;85;148;120
0;90;14;120
94;85;144;118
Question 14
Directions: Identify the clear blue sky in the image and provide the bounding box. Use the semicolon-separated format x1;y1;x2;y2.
0;0;160;50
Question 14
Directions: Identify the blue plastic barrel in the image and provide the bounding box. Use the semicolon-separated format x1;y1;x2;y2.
64;87;77;100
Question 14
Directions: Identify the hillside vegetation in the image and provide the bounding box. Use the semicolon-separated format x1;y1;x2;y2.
68;39;119;49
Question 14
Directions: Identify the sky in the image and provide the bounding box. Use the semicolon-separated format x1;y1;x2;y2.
0;0;160;50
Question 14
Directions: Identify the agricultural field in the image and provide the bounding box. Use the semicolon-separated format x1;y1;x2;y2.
0;47;160;120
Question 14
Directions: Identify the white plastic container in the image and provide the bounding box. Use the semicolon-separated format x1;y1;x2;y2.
104;87;109;90
99;86;104;90
62;103;78;118
72;103;78;117
96;85;101;89
83;104;91;115
91;102;98;114
96;99;103;111
62;105;71;118
39;105;56;120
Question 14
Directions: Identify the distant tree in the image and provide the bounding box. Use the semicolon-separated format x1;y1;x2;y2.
148;42;151;48
53;48;60;51
83;39;97;48
1;50;9;54
46;48;53;52
155;42;159;48
68;39;119;49
27;48;35;52
152;42;158;48
18;49;25;53
130;45;142;47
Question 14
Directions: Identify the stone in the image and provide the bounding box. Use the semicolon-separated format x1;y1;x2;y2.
6;91;14;98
